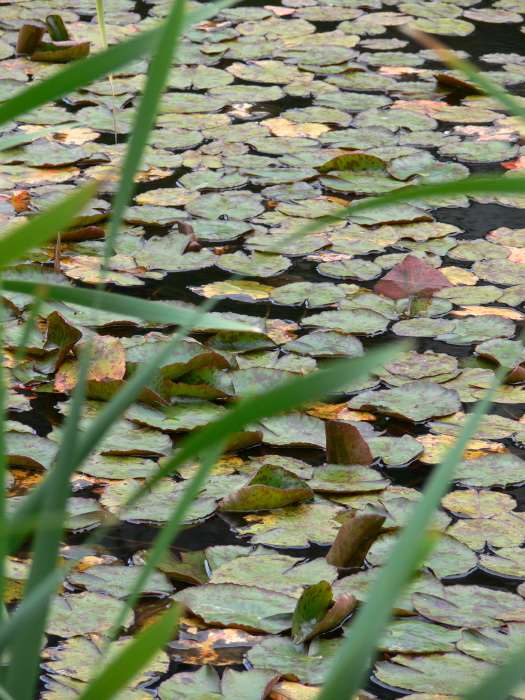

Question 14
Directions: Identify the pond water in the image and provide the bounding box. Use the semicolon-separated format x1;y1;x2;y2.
2;0;525;698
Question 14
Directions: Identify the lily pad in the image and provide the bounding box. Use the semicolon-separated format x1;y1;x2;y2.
173;583;296;633
218;465;313;512
46;591;134;637
348;382;461;422
284;331;364;357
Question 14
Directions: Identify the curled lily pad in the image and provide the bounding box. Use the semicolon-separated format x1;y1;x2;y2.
348;381;461;422
218;464;313;512
326;513;385;567
291;581;356;644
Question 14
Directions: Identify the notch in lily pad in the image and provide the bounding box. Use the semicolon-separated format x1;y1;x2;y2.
218;464;313;512
317;154;387;174
291;580;356;644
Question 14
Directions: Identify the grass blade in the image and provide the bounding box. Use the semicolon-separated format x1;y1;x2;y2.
103;0;238;265
316;369;505;700
461;641;525;700
4;343;92;700
124;342;409;502
403;27;525;122
77;604;180;700
0;182;98;268
287;175;525;241
0;281;257;331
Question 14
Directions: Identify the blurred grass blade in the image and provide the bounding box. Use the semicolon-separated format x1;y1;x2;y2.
0;181;98;267
103;0;187;264
0;294;6;617
316;369;505;700
0;281;256;331
0;125;78;151
461;640;525;700
77;604;180;700
103;0;238;265
0;1;234;129
403;27;525;122
105;443;225;642
128;343;409;500
94;0;117;142
4;342;93;700
287;175;525;241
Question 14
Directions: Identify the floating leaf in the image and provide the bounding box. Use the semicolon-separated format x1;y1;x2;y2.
218;464;313;512
374;254;452;299
173;583;296;634
326;513;385;567
348;381;461;422
291;581;356;644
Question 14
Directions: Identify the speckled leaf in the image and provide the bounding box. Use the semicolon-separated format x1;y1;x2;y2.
257;413;326;448
217;251;291;277
318;153;387;174
218;464;313;512
305;309;390;335
236;502;344;547
375;653;493;695
454;453;525;487
209;552;336;598
348;381;461;422
284;331;364;357
412;585;525;627
46;591;133;637
246;636;341;685
378;619;461;653
67;564;173;599
308;464;389;494
479;547;525;578
173;583;296;633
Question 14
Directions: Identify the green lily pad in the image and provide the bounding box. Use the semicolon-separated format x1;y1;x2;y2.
43;634;169;686
348;381;461;422
448;515;525;550
473;257;525;285
375;653;493;696
46;591;134;637
436;315;516;345
408;17;475;35
284;331;364;357
68;564;173;598
209;552;336;597
392;318;457;337
457;624;525;665
354;108;437;133
269;282;344;307
412;585;525;627
367;435;424;466
100;478;217;524
217;251;291;277
247;636;341;685
318;258;382;280
185;191;264;220
236;501;344;547
479;548;525;578
218;464;313;512
378;619;461;653
305;309;390;335
308;464;389;494
439;140;519;162
173;583;296;633
368;531;477;578
257;413;326;448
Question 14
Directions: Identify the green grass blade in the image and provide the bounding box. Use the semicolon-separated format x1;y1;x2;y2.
0;281;256;331
125;343;409;503
4;343;92;700
0;182;98;268
0;125;78;151
0;290;6;621
0;2;231;130
316;369;505;700
103;0;238;265
0;30;160;129
461;641;525;700
403;27;525;122
287;175;525;241
77;604;180;700
103;0;187;264
104;443;225;642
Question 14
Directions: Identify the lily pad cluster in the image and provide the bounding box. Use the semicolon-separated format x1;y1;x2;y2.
2;0;525;699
